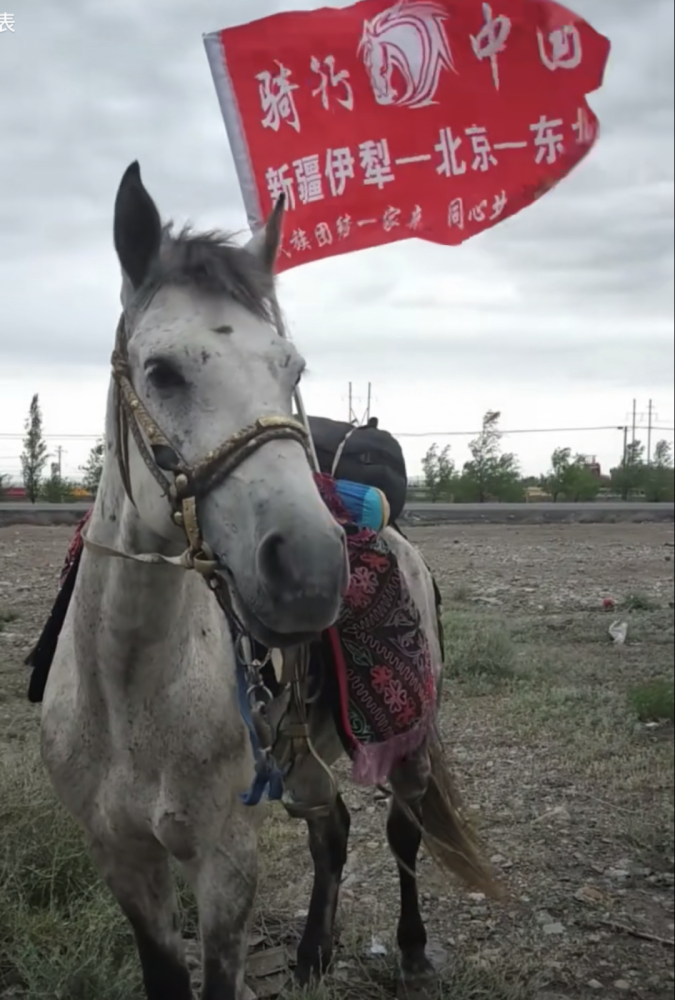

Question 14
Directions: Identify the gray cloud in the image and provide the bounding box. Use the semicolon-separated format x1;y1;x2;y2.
295;329;674;388
0;0;672;417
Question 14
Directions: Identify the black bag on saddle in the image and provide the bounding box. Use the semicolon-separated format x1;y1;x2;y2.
307;415;408;523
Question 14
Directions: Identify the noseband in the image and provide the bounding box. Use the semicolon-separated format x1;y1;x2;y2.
110;314;310;571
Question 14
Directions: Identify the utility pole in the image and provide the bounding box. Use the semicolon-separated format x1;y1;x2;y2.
621;425;628;464
56;445;64;477
346;382;373;424
647;399;653;465
631;398;637;449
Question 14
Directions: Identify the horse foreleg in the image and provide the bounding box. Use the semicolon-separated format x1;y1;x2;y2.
89;836;192;1000
388;755;438;999
180;817;258;1000
294;794;351;985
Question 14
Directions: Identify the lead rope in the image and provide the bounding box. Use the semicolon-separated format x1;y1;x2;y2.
80;530;218;574
331;426;359;478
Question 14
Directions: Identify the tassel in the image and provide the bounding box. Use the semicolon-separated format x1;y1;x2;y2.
334;479;390;531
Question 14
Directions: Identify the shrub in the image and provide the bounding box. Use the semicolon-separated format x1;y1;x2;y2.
629;679;675;723
622;592;660;612
443;614;516;685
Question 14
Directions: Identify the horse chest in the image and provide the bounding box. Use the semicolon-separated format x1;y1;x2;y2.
89;757;222;860
153;807;202;862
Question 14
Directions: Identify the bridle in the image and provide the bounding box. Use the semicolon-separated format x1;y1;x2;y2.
104;312;311;575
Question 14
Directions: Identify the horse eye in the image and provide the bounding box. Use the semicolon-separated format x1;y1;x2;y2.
145;359;186;391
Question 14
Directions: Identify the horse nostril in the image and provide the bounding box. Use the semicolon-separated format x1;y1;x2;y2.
257;530;298;596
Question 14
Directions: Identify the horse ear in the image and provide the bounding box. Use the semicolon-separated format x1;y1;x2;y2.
245;195;285;272
114;161;162;290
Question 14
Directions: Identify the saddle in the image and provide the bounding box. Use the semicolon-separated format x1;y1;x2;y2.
307;414;408;523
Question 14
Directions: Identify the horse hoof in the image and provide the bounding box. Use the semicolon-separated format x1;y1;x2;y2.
396;959;438;1000
397;978;438;1000
293;963;322;989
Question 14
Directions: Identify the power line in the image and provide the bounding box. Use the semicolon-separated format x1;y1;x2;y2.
0;433;101;440
0;425;673;443
393;424;675;438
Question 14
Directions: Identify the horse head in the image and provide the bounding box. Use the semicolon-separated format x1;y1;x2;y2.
359;24;397;105
110;162;347;646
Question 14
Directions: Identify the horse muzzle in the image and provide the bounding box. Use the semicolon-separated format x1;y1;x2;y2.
218;517;348;645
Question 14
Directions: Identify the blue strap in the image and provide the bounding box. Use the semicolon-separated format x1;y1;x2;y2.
236;657;286;807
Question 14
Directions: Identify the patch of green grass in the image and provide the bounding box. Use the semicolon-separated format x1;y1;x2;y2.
0;750;143;999
503;678;632;741
442;613;516;689
622;591;661;612
629;678;675;723
281;950;540;1000
0;748;542;1000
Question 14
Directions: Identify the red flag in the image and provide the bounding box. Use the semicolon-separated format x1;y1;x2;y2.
203;0;610;272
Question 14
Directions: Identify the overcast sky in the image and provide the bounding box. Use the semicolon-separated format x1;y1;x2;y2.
0;0;673;483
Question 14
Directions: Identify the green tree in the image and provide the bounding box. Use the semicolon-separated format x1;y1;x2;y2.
80;438;105;495
547;447;574;502
40;472;75;503
20;394;49;503
566;462;601;502
461;410;522;502
644;439;674;502
546;447;600;502
422;443;456;501
653;439;673;469
611;440;646;500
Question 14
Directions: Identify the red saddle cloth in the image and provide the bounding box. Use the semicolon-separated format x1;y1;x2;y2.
315;474;437;785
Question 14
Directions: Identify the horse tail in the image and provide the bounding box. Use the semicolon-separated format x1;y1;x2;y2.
389;529;499;895
419;737;504;899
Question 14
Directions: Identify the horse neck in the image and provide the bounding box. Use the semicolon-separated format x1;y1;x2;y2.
78;411;199;693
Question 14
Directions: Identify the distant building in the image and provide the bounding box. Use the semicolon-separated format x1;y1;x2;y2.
525;485;552;502
2;485;27;500
582;455;602;478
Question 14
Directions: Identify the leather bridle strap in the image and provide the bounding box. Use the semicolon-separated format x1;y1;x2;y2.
108;313;310;571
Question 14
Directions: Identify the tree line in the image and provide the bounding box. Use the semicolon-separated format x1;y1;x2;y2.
0;394;104;503
2;396;673;505
420;410;674;503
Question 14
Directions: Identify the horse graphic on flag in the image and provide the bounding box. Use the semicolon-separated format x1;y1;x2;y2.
358;1;457;109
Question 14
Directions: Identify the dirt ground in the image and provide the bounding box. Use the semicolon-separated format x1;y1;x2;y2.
1;522;673;1000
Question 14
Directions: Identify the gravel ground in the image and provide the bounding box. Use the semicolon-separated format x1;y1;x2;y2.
1;522;674;1000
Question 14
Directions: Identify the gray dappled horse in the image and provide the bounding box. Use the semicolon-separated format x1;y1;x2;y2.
40;163;495;1000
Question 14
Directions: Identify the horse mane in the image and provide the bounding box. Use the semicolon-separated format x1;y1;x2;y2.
140;223;275;323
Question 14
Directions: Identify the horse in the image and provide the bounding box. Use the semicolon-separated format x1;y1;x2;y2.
40;161;495;1000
